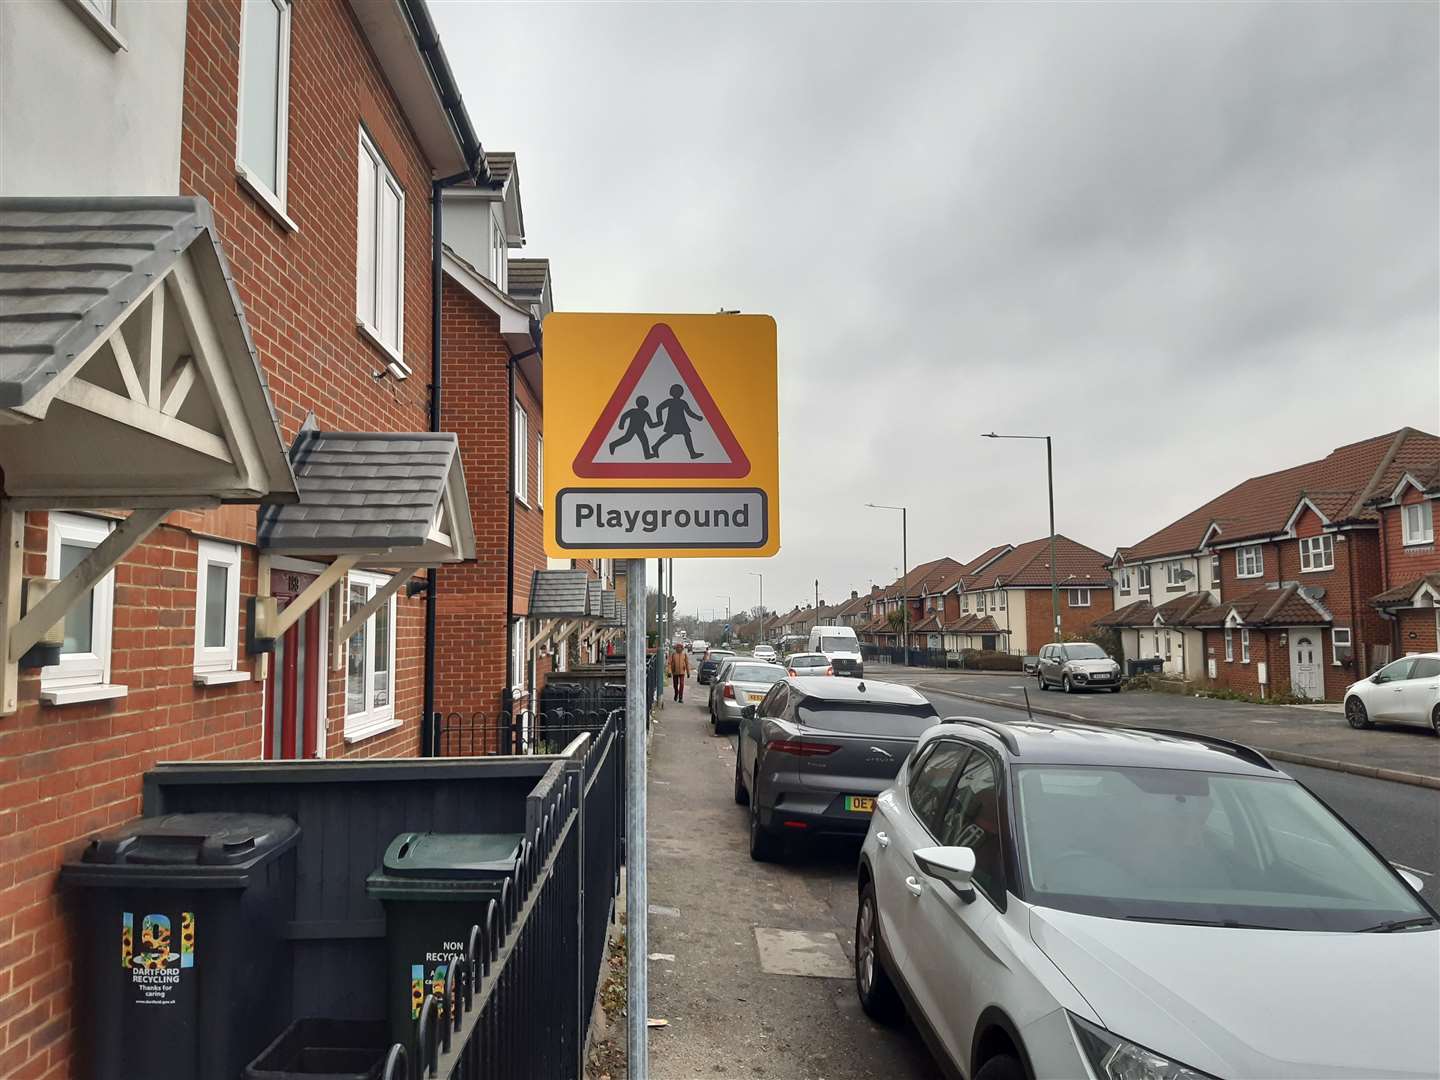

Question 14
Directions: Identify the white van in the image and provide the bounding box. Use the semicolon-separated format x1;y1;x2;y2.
808;625;863;677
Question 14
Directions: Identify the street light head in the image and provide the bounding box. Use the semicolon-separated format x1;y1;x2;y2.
981;432;997;439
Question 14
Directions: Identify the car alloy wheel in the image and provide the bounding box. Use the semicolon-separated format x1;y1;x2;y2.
734;751;748;805
857;894;876;997
1036;672;1048;691
749;771;779;862
1345;696;1372;730
854;883;902;1023
1432;704;1440;738
1063;675;1074;693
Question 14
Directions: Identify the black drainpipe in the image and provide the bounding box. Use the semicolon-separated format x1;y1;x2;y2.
503;331;542;752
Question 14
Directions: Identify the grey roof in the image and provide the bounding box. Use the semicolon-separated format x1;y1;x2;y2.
257;429;470;558
507;259;549;302
484;151;516;186
587;580;604;618
1;198;228;406
602;589;620;626
528;569;591;618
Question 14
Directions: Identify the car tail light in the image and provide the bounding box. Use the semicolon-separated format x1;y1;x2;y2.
825;666;833;676
769;739;839;757
723;685;734;699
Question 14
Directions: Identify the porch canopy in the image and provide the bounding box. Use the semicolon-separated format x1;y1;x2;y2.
526;568;599;654
253;426;475;663
0;197;297;713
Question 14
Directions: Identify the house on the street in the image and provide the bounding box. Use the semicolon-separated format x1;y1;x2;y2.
1106;428;1440;700
1367;457;1440;656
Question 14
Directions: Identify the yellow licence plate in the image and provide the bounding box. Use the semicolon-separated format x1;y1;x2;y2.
844;796;875;814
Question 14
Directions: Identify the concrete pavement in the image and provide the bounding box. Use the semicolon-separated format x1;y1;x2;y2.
873;666;1440;788
645;675;940;1080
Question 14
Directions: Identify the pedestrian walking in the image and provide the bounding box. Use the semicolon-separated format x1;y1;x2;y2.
650;384;706;459
666;641;690;702
608;395;658;457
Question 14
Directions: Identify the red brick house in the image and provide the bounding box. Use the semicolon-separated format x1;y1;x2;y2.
1369;458;1440;656
0;0;491;1073
1106;428;1440;700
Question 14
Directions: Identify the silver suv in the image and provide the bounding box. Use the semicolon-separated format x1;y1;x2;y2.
1036;642;1121;693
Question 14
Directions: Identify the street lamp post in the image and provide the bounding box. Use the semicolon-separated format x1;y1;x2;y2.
865;503;908;665
749;571;763;619
983;432;1059;640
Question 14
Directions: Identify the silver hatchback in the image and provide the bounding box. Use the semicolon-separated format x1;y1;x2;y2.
710;660;787;735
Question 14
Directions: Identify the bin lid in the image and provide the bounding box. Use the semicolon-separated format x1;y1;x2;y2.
60;812;300;889
381;832;522;879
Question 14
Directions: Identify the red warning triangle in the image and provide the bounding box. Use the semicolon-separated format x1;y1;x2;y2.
573;323;751;478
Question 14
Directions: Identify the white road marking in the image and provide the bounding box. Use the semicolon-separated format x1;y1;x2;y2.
649;904;681;917
648;952;676;962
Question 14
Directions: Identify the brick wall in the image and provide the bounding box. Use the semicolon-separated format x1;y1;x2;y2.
1397;609;1439;654
1022;585;1116;649
0;2;445;1073
1383;493;1440;581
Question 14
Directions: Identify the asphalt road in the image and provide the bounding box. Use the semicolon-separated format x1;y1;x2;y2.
644;675;1439;1080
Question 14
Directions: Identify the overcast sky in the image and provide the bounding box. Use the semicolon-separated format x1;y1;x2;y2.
432;1;1439;622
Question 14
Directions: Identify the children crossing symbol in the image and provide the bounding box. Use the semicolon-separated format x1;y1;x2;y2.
574;323;750;478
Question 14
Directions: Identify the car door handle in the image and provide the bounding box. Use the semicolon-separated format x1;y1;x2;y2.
875;831;890;849
904;876;924;897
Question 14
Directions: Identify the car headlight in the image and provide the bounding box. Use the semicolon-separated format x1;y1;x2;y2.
1071;1015;1216;1080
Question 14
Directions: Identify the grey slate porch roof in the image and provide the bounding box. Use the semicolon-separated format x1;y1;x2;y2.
528;569;592;619
257;429;475;563
587;580;604;618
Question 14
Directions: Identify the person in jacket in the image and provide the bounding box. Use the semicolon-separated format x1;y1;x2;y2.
666;642;691;702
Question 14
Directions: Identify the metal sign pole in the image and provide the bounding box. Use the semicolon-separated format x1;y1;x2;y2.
624;557;649;1080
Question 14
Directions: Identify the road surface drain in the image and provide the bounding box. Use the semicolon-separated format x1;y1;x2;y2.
754;928;851;978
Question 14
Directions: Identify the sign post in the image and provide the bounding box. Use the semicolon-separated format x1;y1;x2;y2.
545;314;779;1079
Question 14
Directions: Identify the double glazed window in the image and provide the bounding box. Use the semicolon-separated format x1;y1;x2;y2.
345;570;397;738
1068;588;1091;608
236;0;292;220
1166;561;1186;589
41;513;118;700
1240;628;1251;663
1236;545;1264;578
513;404;529;505
1137;566;1151;592
1402;503;1434;546
193;541;242;681
1299;534;1334;572
356;128;406;367
1224;628;1234;662
1118;568;1132;594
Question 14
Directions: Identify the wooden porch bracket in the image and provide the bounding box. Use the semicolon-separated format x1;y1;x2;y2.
335;565;422;655
256;556;359;650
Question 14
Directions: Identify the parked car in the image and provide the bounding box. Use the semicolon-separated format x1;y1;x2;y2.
809;624;864;677
1345;653;1440;734
752;644;777;663
734;678;939;861
1035;642;1121;692
696;648;735;686
690;639;709;655
710;660;787;735
785;652;831;676
856;717;1438;1080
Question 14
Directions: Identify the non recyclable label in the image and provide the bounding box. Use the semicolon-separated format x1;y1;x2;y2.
410;939;466;1019
555;488;768;549
122;911;195;1007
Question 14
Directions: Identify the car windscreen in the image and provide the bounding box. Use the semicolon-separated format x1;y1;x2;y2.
1014;765;1432;932
820;636;859;654
795;701;938;736
728;664;786;684
789;654;826;667
1060;644;1109;661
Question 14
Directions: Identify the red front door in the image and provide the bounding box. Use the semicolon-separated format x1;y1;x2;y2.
263;568;323;759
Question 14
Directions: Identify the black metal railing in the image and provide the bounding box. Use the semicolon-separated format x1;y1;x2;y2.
861;645;953;667
430;707;620;757
402;713;624;1079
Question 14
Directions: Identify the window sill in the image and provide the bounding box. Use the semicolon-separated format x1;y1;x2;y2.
236;168;298;233
63;0;126;51
1299;566;1333;574
1235;573;1264;580
343;714;401;744
356;321;411;379
40;683;129;706
194;670;252;687
1401;540;1435;550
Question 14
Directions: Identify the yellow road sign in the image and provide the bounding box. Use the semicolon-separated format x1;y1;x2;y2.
544;313;779;558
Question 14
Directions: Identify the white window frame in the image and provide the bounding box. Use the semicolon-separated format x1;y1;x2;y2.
513;403;529;506
41;513;125;704
511;617;527;697
1209;553;1221;588
997;590;1006;611
490;207;508;289
1331;627;1352;666
1235;545;1264;579
64;0;126;50
356;127;407;373
1299;534;1334;573
235;0;293;228
1118;567;1132;594
1224;628;1234;663
1166;561;1185;589
193;540;247;684
1240;628;1251;663
1068;588;1091;608
1137;565;1151;592
537;436;544;513
344;569;398;742
1402;502;1434;546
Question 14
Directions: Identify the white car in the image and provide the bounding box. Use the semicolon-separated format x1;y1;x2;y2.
856;717;1438;1080
1345;653;1440;735
752;644;777;663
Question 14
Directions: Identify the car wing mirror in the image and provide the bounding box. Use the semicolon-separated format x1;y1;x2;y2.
740;705;757;721
914;845;977;898
1394;864;1424;892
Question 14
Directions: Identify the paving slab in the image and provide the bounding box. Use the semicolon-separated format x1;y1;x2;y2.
753;928;852;979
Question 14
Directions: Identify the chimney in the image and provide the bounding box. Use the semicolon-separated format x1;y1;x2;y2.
851;590;858;599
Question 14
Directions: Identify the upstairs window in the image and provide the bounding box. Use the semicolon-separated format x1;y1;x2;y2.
490;208;508;289
513;404;529;505
1166;561;1186;589
236;0;292;220
1299;534;1334;573
356;128;406;369
537;437;544;512
1118;567;1132;594
1235;545;1264;579
1402;503;1434;546
1209;553;1221;588
1137;565;1151;591
1068;588;1091;608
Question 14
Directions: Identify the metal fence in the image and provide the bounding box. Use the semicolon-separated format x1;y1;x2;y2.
861;645;953;667
407;711;625;1080
429;708;620;758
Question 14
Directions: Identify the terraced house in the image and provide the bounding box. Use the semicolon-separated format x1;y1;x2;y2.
1100;428;1440;701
